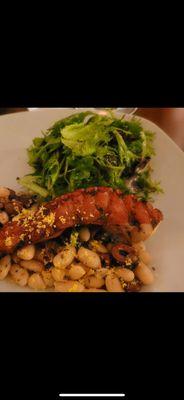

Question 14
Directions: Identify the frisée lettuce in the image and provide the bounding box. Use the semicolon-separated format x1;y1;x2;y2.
18;111;162;201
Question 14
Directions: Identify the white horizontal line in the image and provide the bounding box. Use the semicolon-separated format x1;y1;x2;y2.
59;395;125;398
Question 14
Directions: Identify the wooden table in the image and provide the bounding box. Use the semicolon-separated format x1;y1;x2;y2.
135;108;184;151
0;108;184;151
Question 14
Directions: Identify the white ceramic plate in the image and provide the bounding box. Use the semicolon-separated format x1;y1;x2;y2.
0;108;183;292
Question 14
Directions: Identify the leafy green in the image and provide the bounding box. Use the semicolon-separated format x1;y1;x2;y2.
70;230;79;247
113;130;138;167
133;167;163;201
19;111;162;201
18;175;49;198
61;121;110;156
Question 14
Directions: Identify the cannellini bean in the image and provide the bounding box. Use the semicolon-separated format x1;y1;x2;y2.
0;255;11;280
115;268;135;282
20;259;43;272
54;281;84;292
133;241;146;252
105;274;124;292
68;264;86;280
41;271;54;288
131;230;139;243
28;273;46;290
53;246;76;269
10;264;29;287
79;227;90;242
86;268;96;277
17;244;35;261
134;262;154;285
132;223;153;243
78;247;101;270
85;274;105;289
0;186;10;199
90;240;108;254
0;211;9;225
139;249;151;265
96;268;109;278
140;224;153;239
51;268;66;282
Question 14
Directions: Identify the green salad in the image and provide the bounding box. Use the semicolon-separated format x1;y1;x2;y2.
19;111;163;201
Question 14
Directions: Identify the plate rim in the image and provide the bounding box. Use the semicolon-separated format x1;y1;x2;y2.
0;108;183;156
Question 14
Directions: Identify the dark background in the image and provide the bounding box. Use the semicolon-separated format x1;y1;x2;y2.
1;108;184;151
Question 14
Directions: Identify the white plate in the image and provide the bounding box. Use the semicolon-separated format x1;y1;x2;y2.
0;108;183;292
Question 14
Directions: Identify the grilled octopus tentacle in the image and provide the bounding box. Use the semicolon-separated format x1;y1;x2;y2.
0;187;163;254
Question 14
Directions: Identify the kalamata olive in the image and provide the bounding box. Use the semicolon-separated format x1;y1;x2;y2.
111;243;136;263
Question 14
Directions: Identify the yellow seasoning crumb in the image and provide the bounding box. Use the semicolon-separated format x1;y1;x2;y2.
42;212;55;226
5;237;13;247
12;208;31;222
37;205;47;217
59;216;66;223
69;282;79;292
125;257;132;266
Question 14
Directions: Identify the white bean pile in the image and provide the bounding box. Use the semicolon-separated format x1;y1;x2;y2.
0;186;155;292
0;232;155;292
